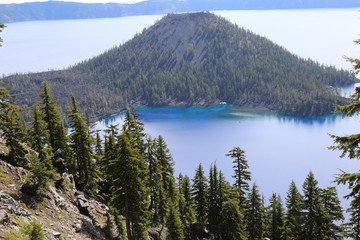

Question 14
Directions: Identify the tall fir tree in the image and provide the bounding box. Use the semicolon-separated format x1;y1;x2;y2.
208;163;226;239
301;171;324;240
146;136;162;225
319;186;344;239
219;199;247;240
68;95;96;193
178;174;196;229
40;82;67;153
226;147;251;207
0;80;26;166
329;38;360;239
245;182;265;240
192;163;208;223
282;180;303;240
346;196;360;240
166;203;185;240
110;109;150;240
267;193;284;240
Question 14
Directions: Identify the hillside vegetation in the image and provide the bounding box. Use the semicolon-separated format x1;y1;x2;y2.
2;12;357;119
0;0;359;23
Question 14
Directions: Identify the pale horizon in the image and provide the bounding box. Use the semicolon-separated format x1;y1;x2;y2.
0;0;147;4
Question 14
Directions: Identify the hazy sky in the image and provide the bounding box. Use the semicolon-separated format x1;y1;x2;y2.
1;0;146;4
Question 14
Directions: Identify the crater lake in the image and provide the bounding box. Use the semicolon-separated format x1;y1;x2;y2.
1;8;360;207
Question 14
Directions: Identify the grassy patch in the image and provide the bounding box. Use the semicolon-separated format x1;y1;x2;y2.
0;165;10;184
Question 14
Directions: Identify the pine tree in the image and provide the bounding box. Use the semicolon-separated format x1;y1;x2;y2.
156;135;176;196
267;193;284;240
219;199;247;240
346;196;360;240
301;171;323;240
29;105;54;173
166;203;185;240
192;163;208;223
208;163;226;238
1;109;26;166
39;82;67;153
68;95;96;193
246;182;265;240
282;180;303;240
110;110;149;240
178;174;196;229
146;136;162;225
0;23;5;47
319;186;344;239
226;147;251;206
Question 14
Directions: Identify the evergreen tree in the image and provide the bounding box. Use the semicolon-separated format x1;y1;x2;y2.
301;171;323;240
110;110;149;240
208;163;226;238
346;196;360;240
178;174;196;229
22;153;52;196
103;124;119;177
267;193;284;240
246;182;265;240
0;80;26;166
319;186;344;239
29;105;54;173
166;203;185;240
282;181;303;240
68;95;96;193
226;147;251;206
0;22;5;47
1;108;26;166
146;136;162;225
192;163;208;223
219;199;247;240
156;135;176;197
39;82;67;153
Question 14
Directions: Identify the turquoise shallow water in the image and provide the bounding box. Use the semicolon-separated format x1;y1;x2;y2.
94;104;358;209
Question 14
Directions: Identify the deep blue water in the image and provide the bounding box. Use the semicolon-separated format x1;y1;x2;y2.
94;104;359;208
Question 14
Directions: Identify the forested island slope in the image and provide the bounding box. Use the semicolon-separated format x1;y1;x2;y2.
2;12;357;118
0;0;359;23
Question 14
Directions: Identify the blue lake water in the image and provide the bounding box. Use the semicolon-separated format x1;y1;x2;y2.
93;104;359;208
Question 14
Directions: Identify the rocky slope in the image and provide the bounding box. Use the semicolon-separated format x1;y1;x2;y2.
0;158;114;239
0;133;115;239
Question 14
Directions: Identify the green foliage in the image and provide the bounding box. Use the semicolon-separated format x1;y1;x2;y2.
219;199;247;240
301;171;324;240
4;221;44;240
319;187;344;239
26;221;45;240
68;95;97;194
245;182;265;240
0;22;5;46
282;181;303;240
2;13;355;121
329;39;360;239
0;165;10;184
21;152;54;196
177;174;196;229
109;109;150;240
192;163;208;223
226;146;251;206
266;193;284;240
166;203;185;240
208;163;226;239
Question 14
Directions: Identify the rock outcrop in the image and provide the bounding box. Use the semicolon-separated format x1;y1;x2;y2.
0;157;115;239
